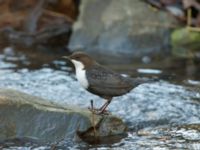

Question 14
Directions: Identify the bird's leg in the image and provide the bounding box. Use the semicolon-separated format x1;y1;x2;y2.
88;97;112;115
99;101;109;110
98;98;112;114
88;100;100;112
99;97;112;110
90;100;95;112
88;100;96;111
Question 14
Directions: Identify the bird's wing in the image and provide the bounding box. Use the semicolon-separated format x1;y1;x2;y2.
86;65;131;88
86;65;133;96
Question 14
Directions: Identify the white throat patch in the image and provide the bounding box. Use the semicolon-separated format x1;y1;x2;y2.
71;59;89;89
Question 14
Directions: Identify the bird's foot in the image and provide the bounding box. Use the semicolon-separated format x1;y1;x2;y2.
88;106;99;111
97;110;110;115
88;107;110;115
89;100;110;115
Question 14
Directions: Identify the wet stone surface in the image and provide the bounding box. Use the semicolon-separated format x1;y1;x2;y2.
0;47;200;149
0;89;127;144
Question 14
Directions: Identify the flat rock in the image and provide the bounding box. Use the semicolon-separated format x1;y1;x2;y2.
0;89;127;143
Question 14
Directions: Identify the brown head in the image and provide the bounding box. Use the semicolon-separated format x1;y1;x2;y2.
63;51;96;69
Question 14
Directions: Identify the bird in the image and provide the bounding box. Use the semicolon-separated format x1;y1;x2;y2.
63;51;156;114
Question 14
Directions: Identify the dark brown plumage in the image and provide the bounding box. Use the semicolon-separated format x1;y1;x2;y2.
65;51;155;114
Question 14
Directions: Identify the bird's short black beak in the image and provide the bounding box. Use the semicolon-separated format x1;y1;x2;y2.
62;56;71;60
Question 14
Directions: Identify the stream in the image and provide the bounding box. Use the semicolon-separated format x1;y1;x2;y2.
0;46;200;150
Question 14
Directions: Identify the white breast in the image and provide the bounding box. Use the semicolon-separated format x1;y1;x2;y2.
71;60;89;89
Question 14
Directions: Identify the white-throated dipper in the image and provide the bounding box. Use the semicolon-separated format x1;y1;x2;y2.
64;51;155;114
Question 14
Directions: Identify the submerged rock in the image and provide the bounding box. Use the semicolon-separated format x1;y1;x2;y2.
0;89;127;143
135;123;200;149
69;0;178;63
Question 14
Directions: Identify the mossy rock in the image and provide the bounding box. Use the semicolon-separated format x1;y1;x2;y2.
171;27;200;58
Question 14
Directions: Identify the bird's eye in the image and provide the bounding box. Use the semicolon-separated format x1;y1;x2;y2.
75;56;80;59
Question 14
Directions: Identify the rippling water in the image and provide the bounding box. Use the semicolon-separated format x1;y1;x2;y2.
0;47;200;149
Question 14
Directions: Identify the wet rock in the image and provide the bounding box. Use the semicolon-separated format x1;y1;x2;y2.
77;116;127;144
135;123;200;149
0;89;127;143
69;0;178;63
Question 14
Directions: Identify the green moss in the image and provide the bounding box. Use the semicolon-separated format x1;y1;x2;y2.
171;28;200;57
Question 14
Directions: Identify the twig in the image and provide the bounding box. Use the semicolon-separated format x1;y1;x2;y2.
90;100;97;138
187;8;192;27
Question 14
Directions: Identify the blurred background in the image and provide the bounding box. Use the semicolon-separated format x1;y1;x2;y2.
0;0;200;149
0;0;199;82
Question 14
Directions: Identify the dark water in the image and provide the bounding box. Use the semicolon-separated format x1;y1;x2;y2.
0;46;200;150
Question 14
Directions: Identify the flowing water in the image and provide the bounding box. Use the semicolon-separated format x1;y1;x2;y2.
0;46;200;150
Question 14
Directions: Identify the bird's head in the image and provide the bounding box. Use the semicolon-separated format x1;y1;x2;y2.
63;51;95;69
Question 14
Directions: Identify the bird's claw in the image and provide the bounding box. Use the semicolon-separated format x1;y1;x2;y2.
88;107;110;115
